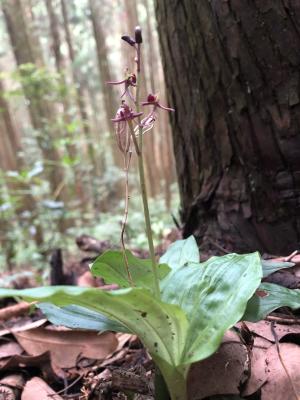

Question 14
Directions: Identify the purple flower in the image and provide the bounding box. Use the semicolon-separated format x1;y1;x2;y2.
111;102;143;123
141;93;175;112
112;102;142;154
107;72;137;101
139;94;174;134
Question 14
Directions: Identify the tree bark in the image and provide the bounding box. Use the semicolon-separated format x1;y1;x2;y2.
156;0;300;254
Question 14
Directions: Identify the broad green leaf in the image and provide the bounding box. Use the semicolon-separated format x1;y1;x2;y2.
159;236;199;270
0;286;188;369
91;250;170;291
38;303;128;332
261;259;294;278
242;283;300;322
161;252;262;364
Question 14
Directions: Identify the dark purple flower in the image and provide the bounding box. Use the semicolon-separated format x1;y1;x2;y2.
142;93;175;112
112;102;143;123
107;72;137;101
112;102;142;154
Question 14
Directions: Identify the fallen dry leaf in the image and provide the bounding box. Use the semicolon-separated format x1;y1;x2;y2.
0;342;23;360
77;270;102;287
0;351;51;371
0;302;32;321
261;343;300;400
21;377;63;400
242;336;271;396
14;326;118;368
0;373;25;400
239;321;300;342
0;318;47;337
188;332;247;399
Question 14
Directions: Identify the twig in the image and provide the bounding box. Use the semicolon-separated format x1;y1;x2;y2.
284;250;299;262
270;322;299;400
207;238;230;254
266;315;300;325
49;373;84;396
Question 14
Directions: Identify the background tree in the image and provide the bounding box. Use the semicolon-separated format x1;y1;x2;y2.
156;0;300;254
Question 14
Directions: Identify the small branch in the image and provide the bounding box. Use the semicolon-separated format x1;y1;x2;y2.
266;314;300;325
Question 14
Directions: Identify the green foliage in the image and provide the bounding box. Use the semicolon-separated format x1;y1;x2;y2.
91;250;170;291
38;303;127;332
0;237;264;400
243;282;300;322
159;235;199;269
2;237;300;398
161;252;262;364
11;64;63;103
261;259;294;277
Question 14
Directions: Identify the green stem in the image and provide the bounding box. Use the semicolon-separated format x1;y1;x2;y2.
130;43;161;299
157;363;189;400
128;120;160;299
137;144;160;298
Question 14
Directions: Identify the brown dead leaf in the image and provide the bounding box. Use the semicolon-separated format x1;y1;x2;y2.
0;373;25;400
77;270;102;287
239;321;300;342
0;302;32;321
14;326;118;368
0;342;23;359
272;255;300;265
188;332;247;399
21;377;63;400
242;336;271;396
0;373;25;389
261;343;300;400
0;352;51;371
0;318;47;337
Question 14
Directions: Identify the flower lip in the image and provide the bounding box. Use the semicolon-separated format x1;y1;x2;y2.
112;103;143;123
141;93;175;112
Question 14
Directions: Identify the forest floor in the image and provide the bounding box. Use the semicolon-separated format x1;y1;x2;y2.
0;234;300;400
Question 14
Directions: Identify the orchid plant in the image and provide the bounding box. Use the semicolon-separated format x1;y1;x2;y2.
1;27;300;400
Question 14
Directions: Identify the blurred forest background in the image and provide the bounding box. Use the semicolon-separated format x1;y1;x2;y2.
0;0;178;273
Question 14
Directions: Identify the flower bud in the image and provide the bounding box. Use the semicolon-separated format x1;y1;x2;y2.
121;35;136;46
135;26;142;43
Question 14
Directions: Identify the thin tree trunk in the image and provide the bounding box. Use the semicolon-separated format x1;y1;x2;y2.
88;0;123;171
60;0;101;177
45;0;91;212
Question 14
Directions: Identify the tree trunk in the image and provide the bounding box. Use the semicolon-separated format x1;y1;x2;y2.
2;0;71;232
45;0;91;212
156;0;300;254
60;0;101;177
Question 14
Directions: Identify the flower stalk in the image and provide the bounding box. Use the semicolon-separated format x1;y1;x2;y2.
110;26;174;300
